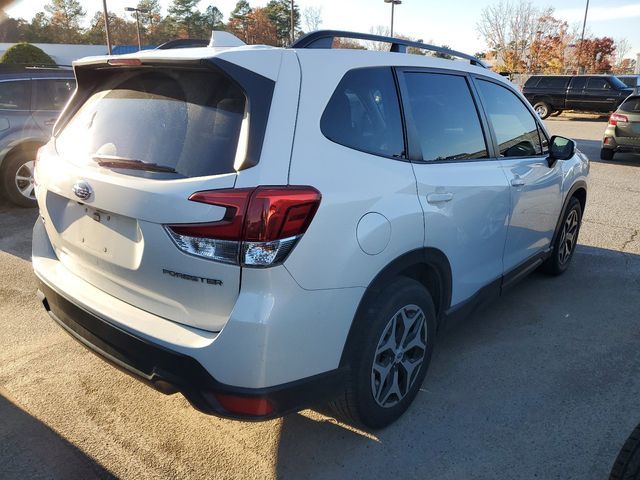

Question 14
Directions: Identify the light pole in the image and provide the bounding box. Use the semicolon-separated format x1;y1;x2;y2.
384;0;402;38
126;7;148;51
102;0;112;54
578;0;590;73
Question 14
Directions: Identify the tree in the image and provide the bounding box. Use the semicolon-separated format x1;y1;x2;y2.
166;0;202;37
576;37;616;73
196;5;225;36
527;14;572;73
477;0;549;72
44;0;86;43
1;43;56;65
85;11;137;45
265;0;300;45
228;0;252;42
26;12;54;43
303;6;321;32
0;16;28;42
246;7;278;45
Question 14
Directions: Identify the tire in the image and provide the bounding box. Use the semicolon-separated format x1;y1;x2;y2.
610;424;640;480
601;148;615;161
533;101;551;119
541;196;582;275
329;277;437;429
1;150;38;208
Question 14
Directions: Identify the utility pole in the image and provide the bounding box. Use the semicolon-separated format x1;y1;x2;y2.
578;0;590;73
102;0;112;54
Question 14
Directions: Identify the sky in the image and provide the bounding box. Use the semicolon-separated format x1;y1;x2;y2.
4;0;640;59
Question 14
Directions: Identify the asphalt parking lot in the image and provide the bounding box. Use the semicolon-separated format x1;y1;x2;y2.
1;117;639;479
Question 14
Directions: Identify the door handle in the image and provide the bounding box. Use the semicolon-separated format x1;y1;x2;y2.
44;119;56;126
426;192;453;204
511;178;525;187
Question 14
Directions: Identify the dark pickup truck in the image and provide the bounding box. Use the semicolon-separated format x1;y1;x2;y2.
522;75;633;119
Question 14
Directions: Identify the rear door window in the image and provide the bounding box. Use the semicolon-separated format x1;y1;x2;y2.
0;80;30;110
33;79;75;110
476;79;543;157
569;77;587;90
402;72;488;161
56;69;246;178
321;67;405;158
535;77;569;89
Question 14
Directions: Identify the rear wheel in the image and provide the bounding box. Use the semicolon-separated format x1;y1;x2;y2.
330;277;436;429
533;101;551;119
600;148;615;161
1;150;38;208
541;196;582;275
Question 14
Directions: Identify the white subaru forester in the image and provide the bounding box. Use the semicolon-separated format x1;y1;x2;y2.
32;30;589;428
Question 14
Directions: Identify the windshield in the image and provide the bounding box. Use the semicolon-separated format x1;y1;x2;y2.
56;68;246;178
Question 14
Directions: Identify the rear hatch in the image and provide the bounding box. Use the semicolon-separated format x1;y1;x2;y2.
614;95;640;146
36;55;277;332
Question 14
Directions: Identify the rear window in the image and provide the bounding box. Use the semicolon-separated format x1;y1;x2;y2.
524;77;539;88
56;69;246;178
321;67;404;158
619;96;640;113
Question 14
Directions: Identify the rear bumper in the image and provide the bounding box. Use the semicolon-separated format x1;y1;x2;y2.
37;279;347;420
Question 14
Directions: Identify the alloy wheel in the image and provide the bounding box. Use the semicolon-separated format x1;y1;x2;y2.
370;304;427;408
14;160;35;200
558;209;579;264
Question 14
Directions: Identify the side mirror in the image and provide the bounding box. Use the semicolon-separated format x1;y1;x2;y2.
548;135;575;167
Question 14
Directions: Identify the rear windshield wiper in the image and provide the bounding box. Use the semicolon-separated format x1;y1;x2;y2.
92;155;177;173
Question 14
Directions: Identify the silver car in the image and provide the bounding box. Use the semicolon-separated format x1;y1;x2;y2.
601;94;640;160
0;66;75;207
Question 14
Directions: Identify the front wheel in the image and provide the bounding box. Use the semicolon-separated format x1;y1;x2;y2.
330;277;437;429
541;196;582;275
533;101;552;119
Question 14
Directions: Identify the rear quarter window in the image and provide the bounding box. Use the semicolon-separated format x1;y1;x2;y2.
321;67;405;159
619;97;640;113
55;69;246;178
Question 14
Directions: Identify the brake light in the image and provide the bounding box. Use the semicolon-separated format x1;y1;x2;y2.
609;113;629;125
165;186;321;267
107;58;142;66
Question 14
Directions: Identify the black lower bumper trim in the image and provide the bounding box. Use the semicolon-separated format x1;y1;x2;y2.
37;280;347;420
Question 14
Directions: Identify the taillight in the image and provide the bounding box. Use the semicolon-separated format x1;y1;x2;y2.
609;113;629;125
165;186;321;267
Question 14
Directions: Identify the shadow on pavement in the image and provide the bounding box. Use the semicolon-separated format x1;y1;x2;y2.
274;245;640;479
0;393;115;479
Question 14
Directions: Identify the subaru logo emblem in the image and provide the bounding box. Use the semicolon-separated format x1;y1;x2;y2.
72;181;93;201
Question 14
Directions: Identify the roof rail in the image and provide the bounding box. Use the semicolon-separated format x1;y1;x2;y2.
290;30;487;68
